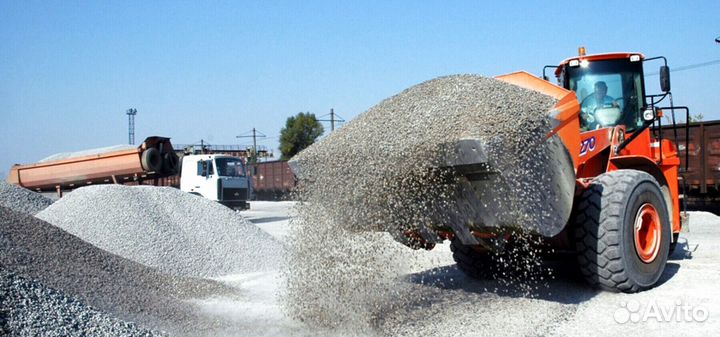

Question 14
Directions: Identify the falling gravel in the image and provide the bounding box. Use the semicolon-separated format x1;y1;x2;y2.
284;75;565;333
36;184;284;278
0;266;166;337
0;181;53;215
0;206;236;336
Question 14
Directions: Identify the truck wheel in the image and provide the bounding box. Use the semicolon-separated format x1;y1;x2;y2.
163;152;179;174
141;148;162;172
451;239;496;279
574;170;671;293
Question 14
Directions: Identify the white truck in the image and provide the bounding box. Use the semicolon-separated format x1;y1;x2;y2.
179;154;253;210
7;137;254;209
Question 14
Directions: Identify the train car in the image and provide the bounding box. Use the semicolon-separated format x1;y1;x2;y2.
249;160;295;200
658;120;720;213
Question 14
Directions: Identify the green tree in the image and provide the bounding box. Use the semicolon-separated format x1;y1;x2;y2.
690;113;704;122
279;112;324;160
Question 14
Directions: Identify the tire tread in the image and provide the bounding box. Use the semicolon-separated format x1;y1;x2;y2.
574;169;667;293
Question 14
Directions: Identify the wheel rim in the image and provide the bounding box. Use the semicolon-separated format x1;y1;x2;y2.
634;203;662;263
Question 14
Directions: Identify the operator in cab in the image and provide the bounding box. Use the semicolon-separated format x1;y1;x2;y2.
581;81;619;130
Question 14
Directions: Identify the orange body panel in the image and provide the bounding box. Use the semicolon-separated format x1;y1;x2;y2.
7;149;144;190
577;125;682;233
495;71;581;166
7;136;176;192
497;64;681;235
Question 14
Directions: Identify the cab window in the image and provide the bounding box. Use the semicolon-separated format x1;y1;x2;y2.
196;160;214;176
216;158;246;177
566;59;644;131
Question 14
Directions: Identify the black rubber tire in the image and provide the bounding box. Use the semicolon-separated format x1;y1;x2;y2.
141;147;162;172
450;239;496;279
668;232;680;256
162;152;180;174
176;154;184;175
574;169;671;293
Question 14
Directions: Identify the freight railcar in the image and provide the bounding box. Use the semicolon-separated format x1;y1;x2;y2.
249;160;295;200
659;120;720;213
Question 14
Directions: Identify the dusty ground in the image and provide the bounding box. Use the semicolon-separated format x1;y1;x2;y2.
223;201;719;337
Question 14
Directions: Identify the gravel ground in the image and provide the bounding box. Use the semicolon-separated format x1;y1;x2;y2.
0;265;166;337
36;184;285;278
0;181;53;215
243;202;720;337
1;197;717;337
0;205;239;336
283;75;562;330
39;144;136;162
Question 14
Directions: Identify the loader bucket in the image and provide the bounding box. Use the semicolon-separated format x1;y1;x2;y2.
434;72;581;243
289;73;580;245
437;132;575;244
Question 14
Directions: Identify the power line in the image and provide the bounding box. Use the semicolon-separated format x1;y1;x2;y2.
236;128;266;162
646;59;720;76
672;59;720;72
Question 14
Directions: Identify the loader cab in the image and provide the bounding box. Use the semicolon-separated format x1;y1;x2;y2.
557;54;646;132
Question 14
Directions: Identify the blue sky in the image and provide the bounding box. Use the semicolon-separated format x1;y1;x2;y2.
1;1;718;176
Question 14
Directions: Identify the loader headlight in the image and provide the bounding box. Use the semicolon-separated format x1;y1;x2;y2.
643;108;655;122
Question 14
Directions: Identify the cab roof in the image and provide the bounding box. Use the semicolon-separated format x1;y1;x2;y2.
554;52;646;76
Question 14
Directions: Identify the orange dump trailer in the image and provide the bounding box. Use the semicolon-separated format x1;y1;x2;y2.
7;136;179;193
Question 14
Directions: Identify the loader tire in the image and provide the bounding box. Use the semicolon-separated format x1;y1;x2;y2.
574;170;671;293
141;148;162;172
450;239;496;279
668;232;680;256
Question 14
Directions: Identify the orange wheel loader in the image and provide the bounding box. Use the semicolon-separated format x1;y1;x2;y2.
432;49;689;293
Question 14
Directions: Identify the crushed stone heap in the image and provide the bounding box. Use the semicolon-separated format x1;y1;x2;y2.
0;265;167;337
36;184;285;278
0;206;236;335
0;181;53;215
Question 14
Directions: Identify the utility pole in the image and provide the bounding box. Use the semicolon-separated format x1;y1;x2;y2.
318;108;345;132
126;108;137;145
330;108;335;131
237;128;266;163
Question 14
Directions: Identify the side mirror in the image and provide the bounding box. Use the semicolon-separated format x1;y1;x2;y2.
200;161;209;177
660;66;671;92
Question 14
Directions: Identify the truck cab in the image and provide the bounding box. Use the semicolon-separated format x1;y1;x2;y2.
179;154;252;210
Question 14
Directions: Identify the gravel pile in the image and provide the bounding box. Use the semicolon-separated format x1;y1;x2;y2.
36;184;284;278
39;144;137;162
0;206;236;336
0;265;166;337
283;75;562;332
0;181;53;215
